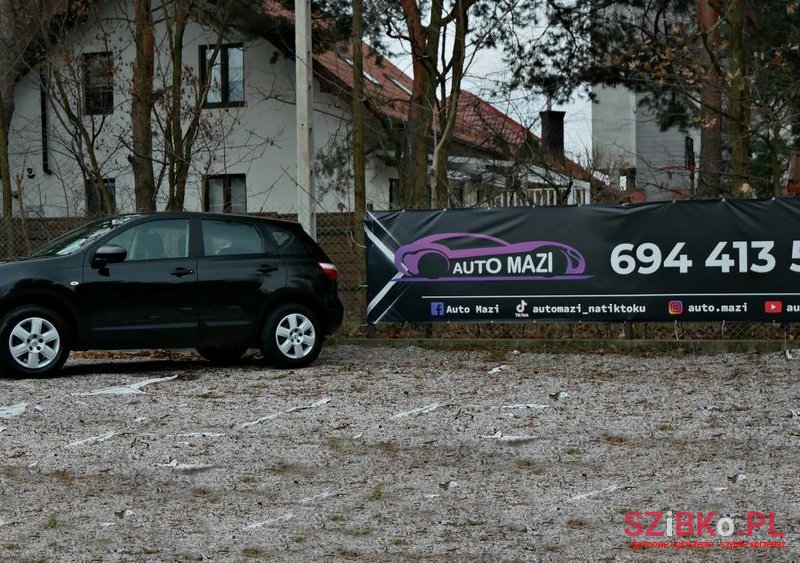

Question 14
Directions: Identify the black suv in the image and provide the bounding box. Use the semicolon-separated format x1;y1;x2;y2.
0;213;343;377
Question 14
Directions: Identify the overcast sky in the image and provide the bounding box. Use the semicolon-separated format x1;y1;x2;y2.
385;38;593;163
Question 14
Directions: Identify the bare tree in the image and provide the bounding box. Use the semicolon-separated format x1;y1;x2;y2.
156;0;235;211
131;0;156;211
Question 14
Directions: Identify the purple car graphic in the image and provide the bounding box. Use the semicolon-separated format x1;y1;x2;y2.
394;232;590;281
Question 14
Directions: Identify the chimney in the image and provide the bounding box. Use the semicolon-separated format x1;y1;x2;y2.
540;110;566;164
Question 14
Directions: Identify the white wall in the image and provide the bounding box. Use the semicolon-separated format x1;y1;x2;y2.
592;85;699;200
591;84;636;187
7;0;395;218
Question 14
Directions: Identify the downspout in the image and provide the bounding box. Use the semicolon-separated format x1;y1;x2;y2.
39;70;51;175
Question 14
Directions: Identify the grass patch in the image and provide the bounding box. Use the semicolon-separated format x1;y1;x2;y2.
43;513;61;530
515;459;546;474
241;546;266;557
269;461;312;476
368;484;386;501
343;527;374;537
483;348;508;363
566;518;590;529
240;474;258;484
375;441;398;457
2;543;21;550
329;514;346;523
190;487;218;500
657;423;674;432
1;465;21;478
195;391;221;399
564;447;583;455
49;469;76;485
326;437;347;451
600;433;628;445
335;547;364;559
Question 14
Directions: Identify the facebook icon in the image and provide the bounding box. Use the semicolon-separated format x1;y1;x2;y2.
430;302;445;317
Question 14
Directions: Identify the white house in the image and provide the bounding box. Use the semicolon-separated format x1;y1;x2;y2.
7;0;591;219
592;84;699;202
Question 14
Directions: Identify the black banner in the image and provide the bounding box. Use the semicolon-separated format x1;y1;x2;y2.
365;199;800;323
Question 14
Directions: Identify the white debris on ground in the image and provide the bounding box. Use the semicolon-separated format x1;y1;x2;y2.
391;402;441;418
0;345;798;561
240;397;331;428
0;402;27;418
66;431;116;448
78;375;179;396
242;513;294;531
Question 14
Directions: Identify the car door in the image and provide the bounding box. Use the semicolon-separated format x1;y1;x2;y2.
79;217;199;348
195;217;286;347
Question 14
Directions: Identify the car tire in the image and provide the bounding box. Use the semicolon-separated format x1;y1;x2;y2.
196;345;248;365
261;304;323;368
0;306;71;377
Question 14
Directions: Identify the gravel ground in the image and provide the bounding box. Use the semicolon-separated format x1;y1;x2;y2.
0;344;798;561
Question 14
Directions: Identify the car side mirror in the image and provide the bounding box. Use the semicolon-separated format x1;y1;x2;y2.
92;245;127;268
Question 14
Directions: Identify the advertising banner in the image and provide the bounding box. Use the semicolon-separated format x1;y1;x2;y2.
365;199;800;324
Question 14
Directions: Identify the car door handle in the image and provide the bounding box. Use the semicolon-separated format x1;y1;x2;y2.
258;264;279;274
170;267;195;278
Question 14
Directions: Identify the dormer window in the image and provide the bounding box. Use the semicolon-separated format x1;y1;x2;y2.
337;54;381;86
387;76;412;96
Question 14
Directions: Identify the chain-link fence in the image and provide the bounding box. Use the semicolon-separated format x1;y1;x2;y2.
1;214;796;343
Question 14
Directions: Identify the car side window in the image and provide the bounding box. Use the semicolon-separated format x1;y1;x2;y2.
106;219;190;261
202;220;264;256
263;225;313;257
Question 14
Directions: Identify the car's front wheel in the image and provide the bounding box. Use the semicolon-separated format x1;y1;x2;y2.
0;306;71;377
196;345;248;365
261;304;323;368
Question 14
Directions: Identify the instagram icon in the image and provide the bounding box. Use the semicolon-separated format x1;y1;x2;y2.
668;300;684;316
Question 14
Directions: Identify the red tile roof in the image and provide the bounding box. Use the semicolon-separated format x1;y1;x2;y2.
263;2;591;181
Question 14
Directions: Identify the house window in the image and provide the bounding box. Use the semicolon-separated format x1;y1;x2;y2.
200;44;245;108
83;52;113;115
205;174;246;213
85;177;115;216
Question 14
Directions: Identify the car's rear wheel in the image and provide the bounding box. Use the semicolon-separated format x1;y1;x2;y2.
261;304;323;368
196;345;248;365
0;306;71;377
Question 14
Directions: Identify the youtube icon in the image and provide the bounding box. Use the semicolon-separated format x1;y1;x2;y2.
764;301;783;314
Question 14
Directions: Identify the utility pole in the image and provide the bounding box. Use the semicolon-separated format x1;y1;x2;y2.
296;0;315;238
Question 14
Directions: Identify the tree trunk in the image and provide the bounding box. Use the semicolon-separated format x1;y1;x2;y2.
165;0;190;211
1;0;18;255
696;0;723;197
131;0;156;212
432;0;470;208
0;94;14;257
728;0;750;194
399;0;443;209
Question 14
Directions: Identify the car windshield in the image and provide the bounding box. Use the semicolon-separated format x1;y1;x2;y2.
31;216;140;257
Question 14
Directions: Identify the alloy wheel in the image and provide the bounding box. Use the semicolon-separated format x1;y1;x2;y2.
274;312;316;359
8;316;61;370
